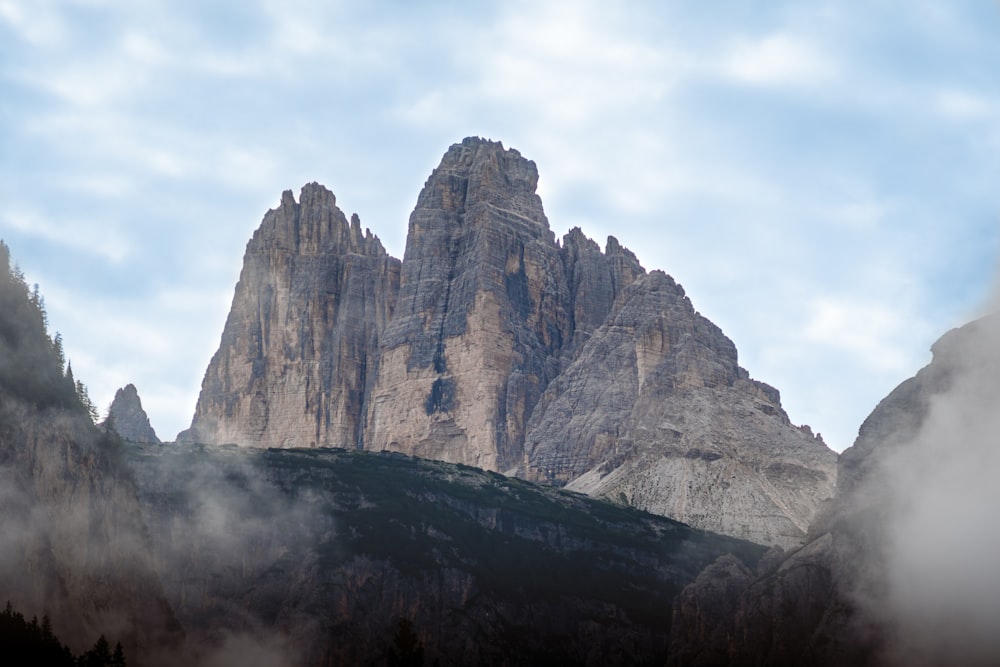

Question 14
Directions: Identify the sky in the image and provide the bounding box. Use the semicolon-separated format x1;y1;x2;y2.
1;0;998;451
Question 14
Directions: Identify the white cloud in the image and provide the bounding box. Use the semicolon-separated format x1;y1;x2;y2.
803;296;920;375
935;88;995;120
0;0;67;46
476;2;678;125
121;29;170;66
722;34;835;87
3;209;132;263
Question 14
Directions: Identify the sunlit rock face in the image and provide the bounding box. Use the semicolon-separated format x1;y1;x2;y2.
180;183;401;448
103;383;160;443
365;138;573;471
182;137;836;547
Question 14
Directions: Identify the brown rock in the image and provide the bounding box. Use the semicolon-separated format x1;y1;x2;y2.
179;183;400;448
365;138;572;471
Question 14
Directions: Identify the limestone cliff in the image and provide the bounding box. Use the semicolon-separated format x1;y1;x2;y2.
523;271;836;547
366;138;572;470
180;183;400;448
103;383;160;443
182;138;835;548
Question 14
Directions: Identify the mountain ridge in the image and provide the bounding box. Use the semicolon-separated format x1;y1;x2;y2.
179;137;836;547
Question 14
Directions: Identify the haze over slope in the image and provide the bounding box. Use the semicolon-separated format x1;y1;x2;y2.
669;307;1000;666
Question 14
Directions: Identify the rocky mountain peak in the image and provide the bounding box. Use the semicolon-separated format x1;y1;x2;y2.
184;139;835;548
179;182;401;448
103;383;160;443
262;182;388;258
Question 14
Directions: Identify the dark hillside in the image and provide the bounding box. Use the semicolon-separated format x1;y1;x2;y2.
128;443;766;666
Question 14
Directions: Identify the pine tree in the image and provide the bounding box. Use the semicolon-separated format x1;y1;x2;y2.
79;634;112;667
75;378;99;423
0;600;74;665
53;332;65;370
387;618;424;667
111;641;126;667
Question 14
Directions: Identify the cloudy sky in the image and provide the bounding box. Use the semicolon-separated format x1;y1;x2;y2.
2;0;998;450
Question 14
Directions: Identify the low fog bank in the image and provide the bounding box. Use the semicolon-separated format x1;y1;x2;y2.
873;313;1000;665
126;443;319;666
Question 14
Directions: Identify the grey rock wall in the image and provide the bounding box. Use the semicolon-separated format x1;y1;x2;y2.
180;183;400;448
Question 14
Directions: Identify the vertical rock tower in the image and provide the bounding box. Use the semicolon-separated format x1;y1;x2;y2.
364;138;572;470
180;184;400;448
103;383;160;443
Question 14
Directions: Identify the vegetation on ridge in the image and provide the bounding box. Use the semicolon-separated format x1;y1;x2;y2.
0;240;98;420
0;601;127;666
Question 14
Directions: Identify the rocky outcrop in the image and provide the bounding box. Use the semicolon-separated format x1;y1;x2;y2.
182;138;835;547
558;227;645;359
102;384;160;443
669;315;1000;666
180;183;400;448
523;270;836;547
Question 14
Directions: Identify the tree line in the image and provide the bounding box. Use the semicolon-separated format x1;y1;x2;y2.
1;601;126;666
0;240;98;420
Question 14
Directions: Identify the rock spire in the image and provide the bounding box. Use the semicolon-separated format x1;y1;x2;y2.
179;183;401;448
103;383;160;443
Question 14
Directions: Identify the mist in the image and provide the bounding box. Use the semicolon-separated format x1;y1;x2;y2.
126;444;322;666
873;312;1000;665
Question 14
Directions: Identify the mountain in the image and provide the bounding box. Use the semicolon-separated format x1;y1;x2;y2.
178;184;400;448
125;441;766;666
180;137;835;547
668;314;1000;666
0;242;182;660
103;384;160;443
520;269;834;547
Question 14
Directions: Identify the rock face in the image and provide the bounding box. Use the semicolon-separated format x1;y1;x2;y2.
668;315;1000;666
365;138;573;471
182;138;836;547
523;270;835;547
180;183;400;448
102;383;160;443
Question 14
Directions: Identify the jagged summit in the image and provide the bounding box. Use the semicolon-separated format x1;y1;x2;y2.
178;181;401;448
268;182;389;256
103;383;159;443
181;139;836;547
